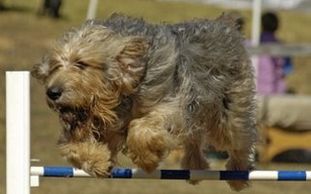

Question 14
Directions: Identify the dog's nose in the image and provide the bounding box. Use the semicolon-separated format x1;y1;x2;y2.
46;87;63;100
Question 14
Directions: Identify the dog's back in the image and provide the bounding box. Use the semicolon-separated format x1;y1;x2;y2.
101;13;251;87
101;14;255;132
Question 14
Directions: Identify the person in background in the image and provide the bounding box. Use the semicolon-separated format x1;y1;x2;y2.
0;0;6;11
39;0;62;18
257;11;294;95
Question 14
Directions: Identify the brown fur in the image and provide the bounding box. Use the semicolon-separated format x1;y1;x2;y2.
32;14;257;191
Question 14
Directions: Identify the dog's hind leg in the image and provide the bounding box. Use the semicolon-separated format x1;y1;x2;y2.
181;134;209;184
226;146;256;191
223;93;257;190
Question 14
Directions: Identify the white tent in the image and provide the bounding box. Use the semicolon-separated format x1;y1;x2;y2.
160;0;311;11
158;0;310;44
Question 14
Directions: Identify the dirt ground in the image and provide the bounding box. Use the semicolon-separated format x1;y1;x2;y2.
1;0;311;194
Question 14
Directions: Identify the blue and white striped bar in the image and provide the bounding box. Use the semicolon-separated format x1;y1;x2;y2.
31;166;311;181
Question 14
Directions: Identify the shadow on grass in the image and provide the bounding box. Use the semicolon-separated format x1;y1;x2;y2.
0;4;33;13
0;4;70;21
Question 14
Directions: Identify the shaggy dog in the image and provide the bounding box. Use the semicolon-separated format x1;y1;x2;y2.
32;13;257;191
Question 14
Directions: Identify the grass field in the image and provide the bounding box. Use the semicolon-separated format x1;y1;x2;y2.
1;0;311;194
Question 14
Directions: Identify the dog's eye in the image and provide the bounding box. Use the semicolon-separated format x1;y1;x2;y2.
49;65;61;75
75;61;89;69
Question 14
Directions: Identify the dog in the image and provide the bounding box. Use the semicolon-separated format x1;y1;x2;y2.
32;13;257;191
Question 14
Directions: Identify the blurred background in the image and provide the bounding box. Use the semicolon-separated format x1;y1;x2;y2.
1;0;311;193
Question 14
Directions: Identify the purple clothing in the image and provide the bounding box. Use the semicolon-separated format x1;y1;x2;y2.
260;32;278;42
256;32;286;95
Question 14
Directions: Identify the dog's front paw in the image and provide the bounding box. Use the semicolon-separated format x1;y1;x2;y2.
81;158;113;178
59;142;113;178
127;130;172;172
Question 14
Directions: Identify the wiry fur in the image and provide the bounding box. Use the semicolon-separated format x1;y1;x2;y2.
32;13;257;191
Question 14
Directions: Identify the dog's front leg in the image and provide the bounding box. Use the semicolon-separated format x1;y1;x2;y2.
58;128;114;178
126;110;175;172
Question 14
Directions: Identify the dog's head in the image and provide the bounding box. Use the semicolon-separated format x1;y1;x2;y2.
32;22;149;134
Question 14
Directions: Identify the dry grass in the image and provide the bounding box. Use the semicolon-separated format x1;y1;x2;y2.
1;0;311;194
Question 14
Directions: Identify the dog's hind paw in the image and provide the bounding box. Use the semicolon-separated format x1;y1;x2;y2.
227;180;249;192
225;155;253;191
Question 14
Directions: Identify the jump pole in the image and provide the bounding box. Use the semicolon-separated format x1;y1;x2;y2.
31;166;311;181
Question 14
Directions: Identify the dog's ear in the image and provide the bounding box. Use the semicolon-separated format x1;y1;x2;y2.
31;56;50;83
216;12;242;30
116;37;149;94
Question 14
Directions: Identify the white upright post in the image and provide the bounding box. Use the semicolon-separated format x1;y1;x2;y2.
86;0;98;20
6;71;30;194
251;0;262;47
251;0;262;85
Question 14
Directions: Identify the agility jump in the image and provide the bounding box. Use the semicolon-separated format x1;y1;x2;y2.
6;72;311;194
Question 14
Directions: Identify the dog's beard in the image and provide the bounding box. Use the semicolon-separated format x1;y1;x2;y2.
58;106;90;131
